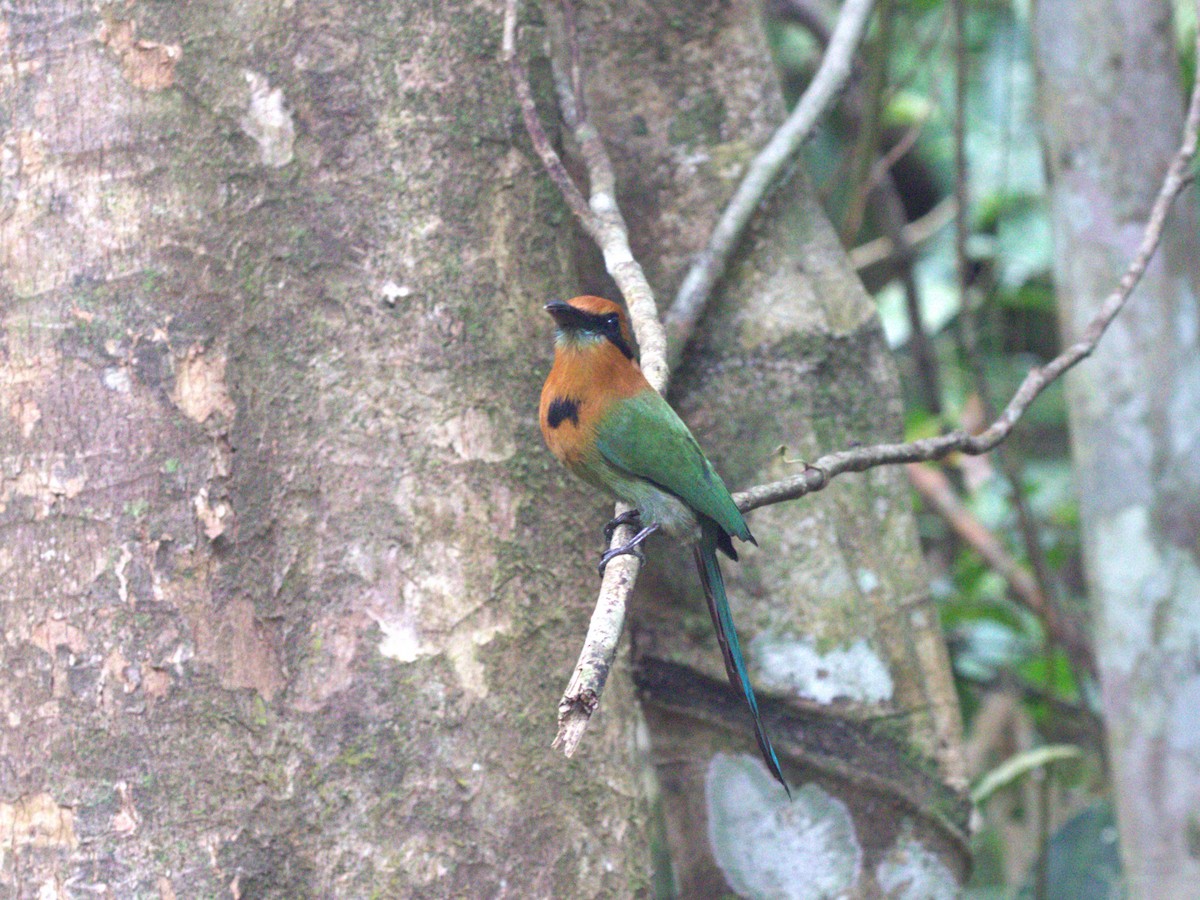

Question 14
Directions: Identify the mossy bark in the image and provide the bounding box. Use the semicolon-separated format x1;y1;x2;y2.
0;1;655;896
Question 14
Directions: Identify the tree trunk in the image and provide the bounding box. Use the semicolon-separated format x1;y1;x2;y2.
573;2;970;895
0;2;656;896
1032;0;1200;895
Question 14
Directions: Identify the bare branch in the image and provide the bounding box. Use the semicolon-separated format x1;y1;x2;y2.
876;175;942;412
766;0;832;46
551;504;640;757
869;113;927;188
502;0;594;230
735;60;1200;511
908;463;1042;606
848;196;955;270
951;0;970;338
906;463;1094;674
504;0;670;385
949;0;1067;681
541;1;667;390
506;0;668;756
664;0;876;370
839;0;893;245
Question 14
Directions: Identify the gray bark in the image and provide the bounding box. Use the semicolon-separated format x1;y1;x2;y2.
1032;0;1200;894
0;2;656;896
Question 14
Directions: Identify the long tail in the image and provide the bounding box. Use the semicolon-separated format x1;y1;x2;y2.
695;524;790;796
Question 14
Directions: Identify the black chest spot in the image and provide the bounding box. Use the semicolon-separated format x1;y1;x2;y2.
546;396;580;429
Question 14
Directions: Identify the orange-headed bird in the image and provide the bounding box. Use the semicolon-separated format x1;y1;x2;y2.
540;295;788;793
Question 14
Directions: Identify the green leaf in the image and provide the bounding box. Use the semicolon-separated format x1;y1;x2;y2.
1017;646;1080;702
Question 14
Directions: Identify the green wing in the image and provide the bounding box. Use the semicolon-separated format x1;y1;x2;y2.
593;389;752;542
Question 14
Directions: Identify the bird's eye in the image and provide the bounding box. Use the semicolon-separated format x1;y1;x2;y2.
605;314;619;330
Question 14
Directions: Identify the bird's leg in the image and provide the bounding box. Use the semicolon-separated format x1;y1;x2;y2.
602;508;642;543
598;523;660;576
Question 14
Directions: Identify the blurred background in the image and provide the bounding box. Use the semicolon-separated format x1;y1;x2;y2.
766;0;1198;894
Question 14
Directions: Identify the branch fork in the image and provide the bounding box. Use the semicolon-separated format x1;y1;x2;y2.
505;0;1200;757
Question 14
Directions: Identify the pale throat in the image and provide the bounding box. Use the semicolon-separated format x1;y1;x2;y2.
554;329;607;352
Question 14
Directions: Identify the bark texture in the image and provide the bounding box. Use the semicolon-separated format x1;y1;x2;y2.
572;2;969;895
0;2;657;896
1033;0;1200;894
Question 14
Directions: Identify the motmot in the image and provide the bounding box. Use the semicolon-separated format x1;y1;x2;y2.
539;294;788;793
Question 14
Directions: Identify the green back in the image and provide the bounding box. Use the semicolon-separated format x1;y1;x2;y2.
593;389;751;542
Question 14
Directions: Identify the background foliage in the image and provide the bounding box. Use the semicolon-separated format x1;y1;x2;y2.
767;0;1198;894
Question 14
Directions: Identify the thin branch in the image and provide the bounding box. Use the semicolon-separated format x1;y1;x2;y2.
840;0;893;245
663;0;876;370
766;0;832;46
876;175;942;412
849;196;955;270
505;0;667;756
906;463;1093;674
950;0;1077;688
559;0;585;121
502;0;594;229
869;112;927;187
950;0;972;346
541;1;667;389
909;461;1041;613
551;504;641;757
735;58;1200;512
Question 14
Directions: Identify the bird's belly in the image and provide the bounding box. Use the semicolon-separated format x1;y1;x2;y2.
624;480;700;542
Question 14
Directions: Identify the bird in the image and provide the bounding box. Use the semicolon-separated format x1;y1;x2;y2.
539;294;788;794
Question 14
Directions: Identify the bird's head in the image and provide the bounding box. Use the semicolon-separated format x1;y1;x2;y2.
544;295;635;360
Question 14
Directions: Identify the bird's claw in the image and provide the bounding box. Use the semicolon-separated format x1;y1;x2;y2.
597;522;659;576
597;544;646;576
603;509;642;543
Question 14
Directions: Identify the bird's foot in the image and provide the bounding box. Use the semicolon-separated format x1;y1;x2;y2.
602;509;642;543
597;523;660;576
598;544;644;575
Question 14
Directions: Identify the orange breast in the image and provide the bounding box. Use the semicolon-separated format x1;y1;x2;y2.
540;341;649;470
